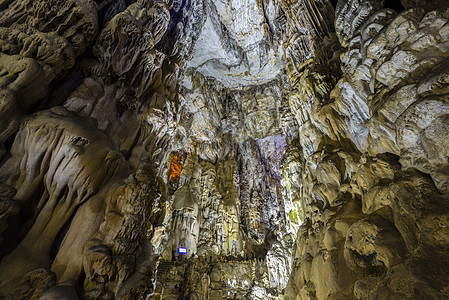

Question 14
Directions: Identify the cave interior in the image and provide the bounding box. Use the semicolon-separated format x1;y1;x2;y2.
1;0;449;299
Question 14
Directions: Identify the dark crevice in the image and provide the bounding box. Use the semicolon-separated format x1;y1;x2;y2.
50;205;79;261
329;0;339;10
384;0;405;12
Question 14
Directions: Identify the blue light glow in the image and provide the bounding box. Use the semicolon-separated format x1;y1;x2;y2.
178;247;187;254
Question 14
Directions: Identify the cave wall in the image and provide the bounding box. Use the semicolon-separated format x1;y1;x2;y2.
0;0;449;299
0;0;200;298
283;0;449;299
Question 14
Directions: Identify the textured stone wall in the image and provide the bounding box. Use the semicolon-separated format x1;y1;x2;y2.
283;0;449;299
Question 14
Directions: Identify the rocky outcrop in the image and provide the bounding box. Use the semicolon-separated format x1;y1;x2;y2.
0;107;130;296
0;0;98;144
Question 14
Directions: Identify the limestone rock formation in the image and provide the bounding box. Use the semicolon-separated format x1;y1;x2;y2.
284;0;449;299
0;0;449;299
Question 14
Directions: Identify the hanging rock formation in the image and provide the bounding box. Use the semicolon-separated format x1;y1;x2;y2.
0;0;449;299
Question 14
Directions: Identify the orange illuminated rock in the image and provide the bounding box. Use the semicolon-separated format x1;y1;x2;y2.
169;154;183;182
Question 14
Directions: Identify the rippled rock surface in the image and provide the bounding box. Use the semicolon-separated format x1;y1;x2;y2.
284;0;449;299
